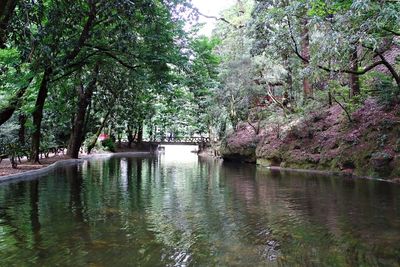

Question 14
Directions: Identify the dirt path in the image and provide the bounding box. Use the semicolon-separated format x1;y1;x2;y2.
0;144;150;177
0;154;72;176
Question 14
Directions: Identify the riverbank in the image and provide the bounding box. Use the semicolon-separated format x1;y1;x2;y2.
0;148;152;182
0;141;158;178
0;154;72;177
220;98;400;181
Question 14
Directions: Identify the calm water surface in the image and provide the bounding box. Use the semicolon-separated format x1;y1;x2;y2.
0;151;400;266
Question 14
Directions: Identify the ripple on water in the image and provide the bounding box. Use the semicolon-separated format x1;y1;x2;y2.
168;249;192;267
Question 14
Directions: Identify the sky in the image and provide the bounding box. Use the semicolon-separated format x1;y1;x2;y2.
191;0;236;36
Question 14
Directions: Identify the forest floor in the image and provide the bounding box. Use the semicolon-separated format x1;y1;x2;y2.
0;144;145;177
0;154;71;176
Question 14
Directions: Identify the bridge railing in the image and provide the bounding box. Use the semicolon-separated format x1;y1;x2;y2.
145;136;210;143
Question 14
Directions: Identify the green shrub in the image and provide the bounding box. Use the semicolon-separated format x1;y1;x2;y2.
295;89;327;116
101;138;116;152
361;71;399;105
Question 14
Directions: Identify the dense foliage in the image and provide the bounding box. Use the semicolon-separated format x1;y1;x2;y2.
0;0;219;164
207;0;399;134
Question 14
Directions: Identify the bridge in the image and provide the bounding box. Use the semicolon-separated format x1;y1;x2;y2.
145;136;210;146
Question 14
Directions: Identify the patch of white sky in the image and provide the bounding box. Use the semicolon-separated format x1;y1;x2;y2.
190;0;236;36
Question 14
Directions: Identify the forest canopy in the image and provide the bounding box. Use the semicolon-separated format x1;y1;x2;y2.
0;0;219;163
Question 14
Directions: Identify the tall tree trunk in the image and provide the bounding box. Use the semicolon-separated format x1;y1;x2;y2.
30;68;52;163
137;121;143;144
301;18;312;98
18;113;26;145
127;125;135;148
67;65;99;159
83;100;92;140
0;0;18;48
67;91;91;158
148;124;153;142
349;45;360;97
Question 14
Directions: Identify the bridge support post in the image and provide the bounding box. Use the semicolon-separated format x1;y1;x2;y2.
149;143;158;154
198;142;206;154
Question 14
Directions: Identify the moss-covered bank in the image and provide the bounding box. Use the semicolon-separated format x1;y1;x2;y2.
220;99;400;180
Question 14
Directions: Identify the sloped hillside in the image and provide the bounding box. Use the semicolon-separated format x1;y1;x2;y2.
221;99;400;180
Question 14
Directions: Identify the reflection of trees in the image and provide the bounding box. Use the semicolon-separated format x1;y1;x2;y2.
66;165;91;244
0;156;400;266
0;182;28;245
247;169;400;266
0;181;32;264
213;164;400;266
137;158;142;189
30;180;42;256
143;158;271;265
126;157;143;211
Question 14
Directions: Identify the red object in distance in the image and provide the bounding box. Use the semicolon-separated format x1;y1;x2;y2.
98;133;109;141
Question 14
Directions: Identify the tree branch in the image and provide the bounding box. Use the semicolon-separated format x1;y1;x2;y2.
195;9;244;29
287;18;307;62
0;76;34;126
286;18;386;75
383;27;400;36
331;94;352;122
84;44;139;70
362;43;400;86
378;54;400;87
318;60;385;75
65;0;97;62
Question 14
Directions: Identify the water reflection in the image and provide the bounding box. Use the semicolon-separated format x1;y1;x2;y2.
0;154;399;266
30;180;42;259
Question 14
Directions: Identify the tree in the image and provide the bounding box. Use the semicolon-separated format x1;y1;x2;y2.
1;0;197;161
0;0;18;48
212;0;282;129
67;63;99;158
249;0;400;113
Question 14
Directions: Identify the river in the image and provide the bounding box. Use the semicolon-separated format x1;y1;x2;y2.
0;150;399;266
